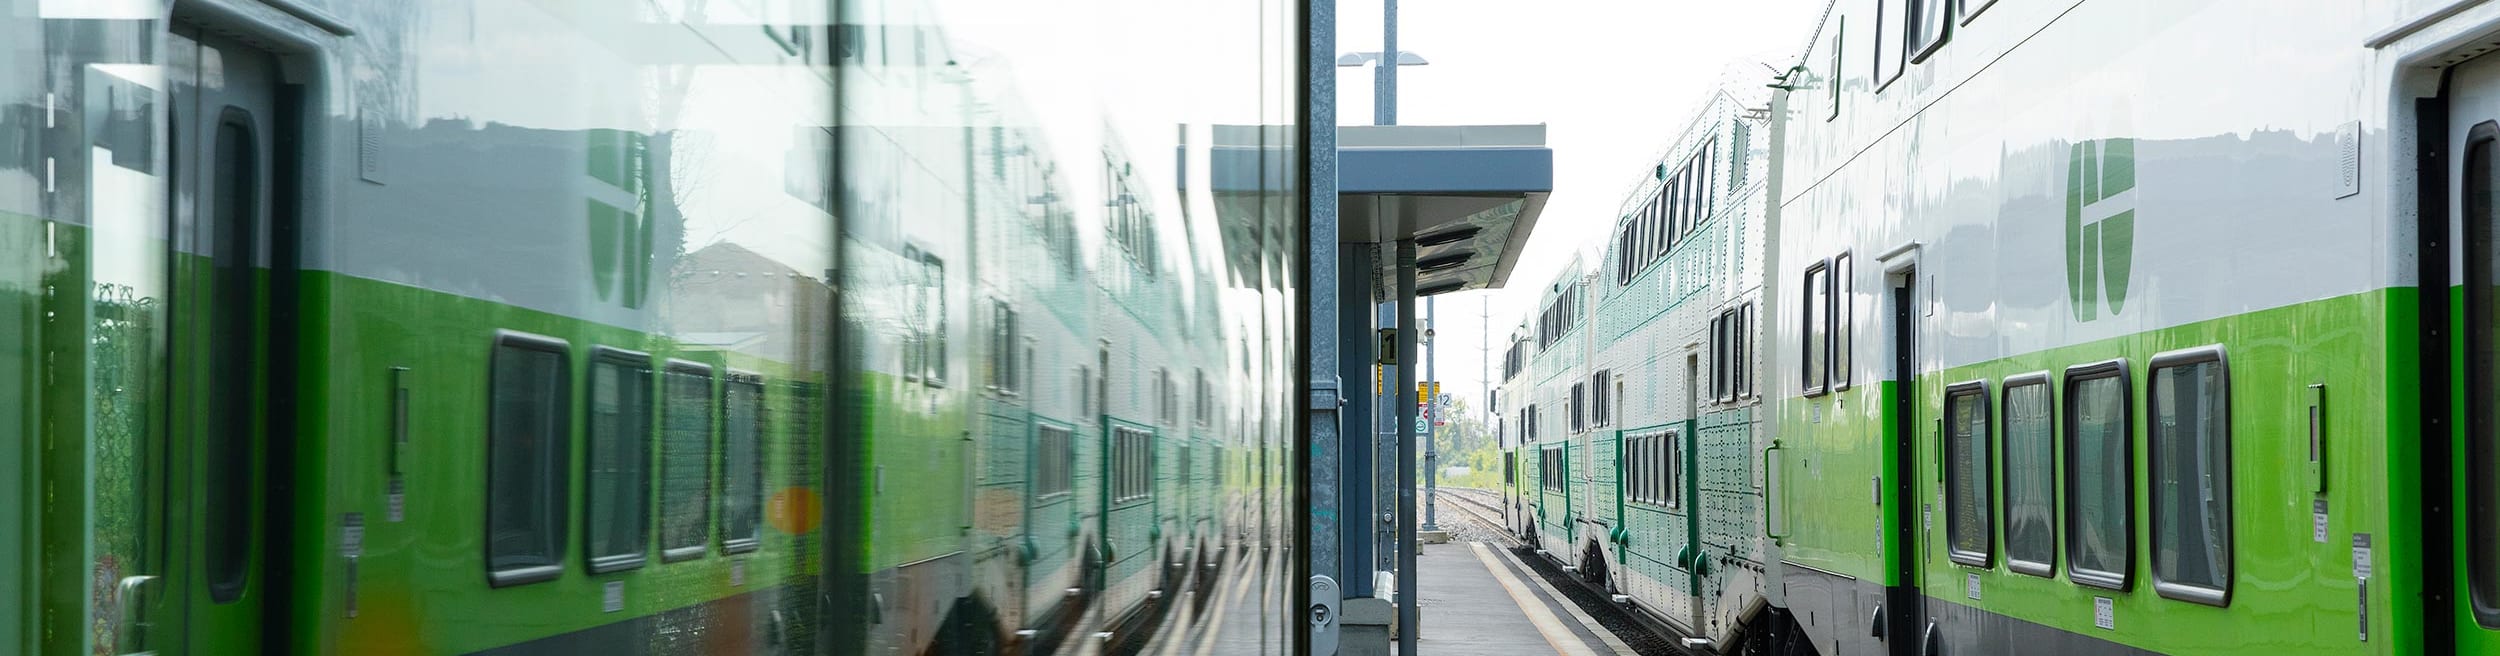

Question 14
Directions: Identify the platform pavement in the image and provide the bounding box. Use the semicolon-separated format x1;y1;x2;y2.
1412;541;1626;655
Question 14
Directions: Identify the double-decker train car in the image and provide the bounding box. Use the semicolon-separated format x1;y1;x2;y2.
1495;0;2500;654
0;1;1305;655
1500;85;1780;652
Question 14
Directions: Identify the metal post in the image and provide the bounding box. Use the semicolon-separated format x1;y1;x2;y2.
1305;0;1342;649
1423;298;1437;531
1338;248;1376;598
1395;240;1420;656
1375;297;1397;577
1378;0;1397;126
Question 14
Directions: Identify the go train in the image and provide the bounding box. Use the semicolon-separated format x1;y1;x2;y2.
0;1;1303;656
1500;0;2500;654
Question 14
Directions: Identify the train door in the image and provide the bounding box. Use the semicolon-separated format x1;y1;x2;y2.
1683;353;1706;632
161;23;291;655
1885;267;1928;656
2445;50;2500;656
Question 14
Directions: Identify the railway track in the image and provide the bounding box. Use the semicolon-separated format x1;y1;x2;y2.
1433;487;1520;546
1433;487;1702;655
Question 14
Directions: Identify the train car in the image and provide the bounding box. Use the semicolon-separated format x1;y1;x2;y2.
0;1;1306;655
1500;82;1781;651
1760;0;2500;654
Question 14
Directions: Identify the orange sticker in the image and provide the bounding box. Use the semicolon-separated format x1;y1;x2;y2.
767;487;822;535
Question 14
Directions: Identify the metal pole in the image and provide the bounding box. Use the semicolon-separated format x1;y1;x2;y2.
1376;296;1397;577
1379;0;1397;126
1339;248;1376;598
1395;240;1419;656
1423;297;1437;531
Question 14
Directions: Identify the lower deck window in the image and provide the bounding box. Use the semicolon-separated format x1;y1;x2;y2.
1945;382;1992;567
1113;426;1153;502
660;361;715;561
2064;361;2133;590
2002;376;2057;576
2149;348;2231;605
488;332;569;587
719;374;765;554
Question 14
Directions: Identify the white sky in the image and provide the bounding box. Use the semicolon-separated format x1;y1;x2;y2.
1338;0;1827;422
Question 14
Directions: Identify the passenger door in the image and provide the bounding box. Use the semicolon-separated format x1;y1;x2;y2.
162;23;287;655
2445;50;2500;656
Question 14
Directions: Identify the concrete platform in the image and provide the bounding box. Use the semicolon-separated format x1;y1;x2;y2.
1412;541;1629;656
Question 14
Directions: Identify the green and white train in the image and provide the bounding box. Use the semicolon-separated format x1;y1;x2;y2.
1507;0;2500;654
0;1;1306;655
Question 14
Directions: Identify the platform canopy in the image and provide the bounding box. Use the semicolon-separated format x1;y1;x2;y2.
1209;123;1552;295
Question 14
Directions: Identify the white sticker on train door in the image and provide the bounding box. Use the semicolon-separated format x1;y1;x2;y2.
2093;597;2114;630
604;581;625;613
2312;499;2328;543
1965;573;1981;600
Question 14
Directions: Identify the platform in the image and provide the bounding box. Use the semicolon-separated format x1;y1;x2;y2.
1414;541;1631;656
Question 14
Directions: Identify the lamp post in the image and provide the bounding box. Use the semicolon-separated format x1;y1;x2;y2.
1333;49;1428;126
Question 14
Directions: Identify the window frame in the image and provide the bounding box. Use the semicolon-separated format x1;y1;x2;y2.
1874;0;1906;92
487;330;572;588
1664;429;1685;509
658;358;717;563
2000;372;2058;578
2062;359;2135;591
1833;253;1854;391
1801;260;1831;396
718;370;766;555
1944;380;1994;568
1960;0;1997;24
1570;382;1587;434
584;346;655;575
2147;346;2234;607
1828;16;1846;122
1907;0;1951;65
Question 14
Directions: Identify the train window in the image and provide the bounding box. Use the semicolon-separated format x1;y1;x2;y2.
1590;371;1611;427
989;300;1021;395
586;348;654;574
1569;382;1587;434
1834;253;1854;390
1740;303;1756;398
1961;0;1997;24
1036;424;1075;497
488;332;570;587
2471;128;2500;627
1713;310;1738;402
1908;0;1949;64
1195;368;1212;427
1801;261;1830;395
2003;374;2057;577
1163;369;1180;426
2149;347;2231;605
1664;431;1684;509
2063;360;2133;590
659;360;715;562
205;115;261;603
1828;17;1845;121
1113;426;1153;502
720;373;765;554
1945;381;1992;567
902;246;925;382
1875;0;1906;90
923;254;947;386
1542;446;1564;493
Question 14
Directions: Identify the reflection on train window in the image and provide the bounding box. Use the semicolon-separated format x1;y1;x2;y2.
2064;361;2133;590
2003;375;2057;577
586;348;654;574
721;373;765;554
2470;131;2500;627
488;332;570;587
1195;368;1212;427
988;300;1021;395
661;361;715;562
2149;348;2231;605
1569;381;1586;434
1945;381;1991;567
1590;371;1611;427
206;115;261;604
923;253;947;386
1629;431;1676;507
1113;426;1153;503
1908;0;1949;64
1541;446;1565;493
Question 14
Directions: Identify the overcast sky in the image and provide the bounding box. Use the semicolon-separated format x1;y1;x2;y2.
1336;0;1827;422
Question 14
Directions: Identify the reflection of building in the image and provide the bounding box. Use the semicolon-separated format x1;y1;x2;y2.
667;241;832;367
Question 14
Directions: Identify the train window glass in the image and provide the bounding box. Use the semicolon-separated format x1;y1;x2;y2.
659;361;715;562
205;116;261;603
2064;361;2133;590
586;349;654;574
1113;426;1152;502
1875;0;1905;90
1570;382;1586;433
1740;303;1756;398
1195;368;1211;427
923;254;947;386
1945;381;1992;567
1037;424;1075;497
1908;0;1949;63
989;300;1020;395
2471;131;2500;626
1665;431;1684;509
1828;17;1845;121
488;333;570;587
902;246;925;382
2003;375;2057;577
1591;372;1611;427
2149;348;2231;605
720;374;765;554
1802;261;1830;395
1960;0;1998;24
1834;253;1853;390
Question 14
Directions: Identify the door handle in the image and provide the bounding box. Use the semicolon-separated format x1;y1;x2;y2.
116;574;159;656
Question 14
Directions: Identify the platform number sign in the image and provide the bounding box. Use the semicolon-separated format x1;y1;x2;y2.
2067;138;2137;322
